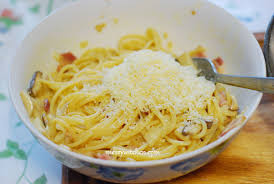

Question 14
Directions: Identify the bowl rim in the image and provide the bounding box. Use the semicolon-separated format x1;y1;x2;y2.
9;0;265;168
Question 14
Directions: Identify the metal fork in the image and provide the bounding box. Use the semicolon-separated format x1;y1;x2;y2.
192;58;274;94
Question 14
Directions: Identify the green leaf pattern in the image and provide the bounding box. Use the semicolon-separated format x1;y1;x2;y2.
0;140;26;160
47;0;54;15
7;139;19;151
29;4;41;14
34;174;47;184
10;0;17;5
14;149;27;160
0;150;13;158
0;140;47;183
0;93;6;101
15;121;23;127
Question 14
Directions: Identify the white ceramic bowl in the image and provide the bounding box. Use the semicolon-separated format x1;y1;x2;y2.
9;0;266;183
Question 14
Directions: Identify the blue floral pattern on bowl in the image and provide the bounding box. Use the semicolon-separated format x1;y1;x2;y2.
89;164;144;182
170;139;230;173
170;152;211;173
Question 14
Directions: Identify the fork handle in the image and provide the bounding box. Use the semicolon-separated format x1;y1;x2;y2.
215;74;274;94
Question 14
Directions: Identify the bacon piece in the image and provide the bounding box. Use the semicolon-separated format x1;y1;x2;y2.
57;52;77;72
214;57;224;66
220;116;245;137
190;46;206;58
230;95;238;111
218;91;227;107
212;57;224;72
61;52;77;62
96;153;112;160
196;52;206;58
56;65;62;72
44;98;50;113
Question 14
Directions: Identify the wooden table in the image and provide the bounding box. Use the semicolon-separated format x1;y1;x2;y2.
63;34;274;184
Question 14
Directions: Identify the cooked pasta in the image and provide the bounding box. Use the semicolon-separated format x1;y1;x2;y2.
20;28;240;161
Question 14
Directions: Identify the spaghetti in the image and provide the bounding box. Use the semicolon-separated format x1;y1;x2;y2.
20;28;239;161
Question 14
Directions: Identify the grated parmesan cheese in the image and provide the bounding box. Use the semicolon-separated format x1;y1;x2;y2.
81;50;215;117
100;50;215;115
102;50;215;113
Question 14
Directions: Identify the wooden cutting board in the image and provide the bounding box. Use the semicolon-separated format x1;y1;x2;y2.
62;33;274;184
